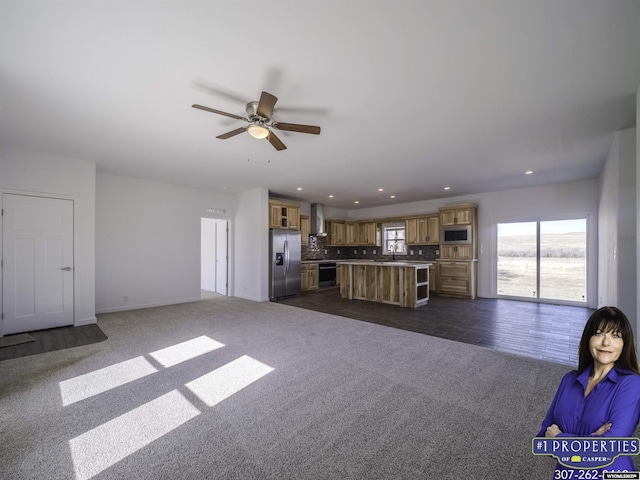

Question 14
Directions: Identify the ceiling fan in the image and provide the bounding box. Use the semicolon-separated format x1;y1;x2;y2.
192;91;321;151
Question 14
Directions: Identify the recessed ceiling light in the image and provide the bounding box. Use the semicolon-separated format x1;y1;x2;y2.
354;200;359;204
329;194;334;198
378;188;384;192
525;170;533;175
296;187;302;191
390;195;396;199
444;187;451;191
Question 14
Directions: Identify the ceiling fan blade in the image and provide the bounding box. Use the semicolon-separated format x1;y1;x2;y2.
273;122;321;135
216;127;247;139
256;91;278;118
192;104;246;121
268;131;287;151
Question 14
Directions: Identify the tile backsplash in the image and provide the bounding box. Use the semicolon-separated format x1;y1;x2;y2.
302;235;438;262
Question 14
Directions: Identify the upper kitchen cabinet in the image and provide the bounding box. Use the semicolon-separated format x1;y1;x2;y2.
357;221;378;246
405;214;439;245
326;220;346;246
345;222;358;246
300;215;310;245
425;214;440;244
405;217;426;245
439;204;475;225
269;200;300;230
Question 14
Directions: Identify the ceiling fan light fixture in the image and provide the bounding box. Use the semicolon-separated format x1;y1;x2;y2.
247;124;269;139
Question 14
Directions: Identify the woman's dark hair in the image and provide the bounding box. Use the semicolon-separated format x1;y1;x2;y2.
577;306;640;374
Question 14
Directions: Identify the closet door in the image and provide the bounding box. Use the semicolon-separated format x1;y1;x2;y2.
2;194;74;334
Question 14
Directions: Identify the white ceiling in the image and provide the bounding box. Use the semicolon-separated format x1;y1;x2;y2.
1;1;639;209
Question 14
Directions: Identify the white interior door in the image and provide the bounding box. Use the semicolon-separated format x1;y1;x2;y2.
200;218;216;292
214;220;227;295
2;194;74;335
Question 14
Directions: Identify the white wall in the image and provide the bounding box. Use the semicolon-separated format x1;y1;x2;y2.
346;179;600;306
234;188;269;301
599;134;619;307
95;173;238;313
599;129;637;324
637;85;640;347
0;145;96;328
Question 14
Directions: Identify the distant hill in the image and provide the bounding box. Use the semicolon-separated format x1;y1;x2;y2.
498;232;585;258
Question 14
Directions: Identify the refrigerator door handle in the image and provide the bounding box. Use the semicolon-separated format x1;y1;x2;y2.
284;239;289;274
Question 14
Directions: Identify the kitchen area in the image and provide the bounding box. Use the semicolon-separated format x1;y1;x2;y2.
269;199;478;307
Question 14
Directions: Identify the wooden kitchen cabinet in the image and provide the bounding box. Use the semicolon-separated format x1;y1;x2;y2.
339;261;431;307
269;201;300;230
439;204;475;225
300;215;309;245
425;214;439;244
357;221;378;245
326;220;346;246
429;262;438;292
345;222;358;246
301;263;319;291
437;260;476;299
405;217;426;245
405;215;439;245
438;203;478;298
439;244;474;260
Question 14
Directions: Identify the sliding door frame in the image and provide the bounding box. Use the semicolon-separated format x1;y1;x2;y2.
490;213;594;307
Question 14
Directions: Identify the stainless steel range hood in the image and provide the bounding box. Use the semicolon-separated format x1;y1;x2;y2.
310;203;327;236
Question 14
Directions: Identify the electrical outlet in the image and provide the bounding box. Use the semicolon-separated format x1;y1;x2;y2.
373;250;376;254
362;250;366;255
324;250;327;254
354;250;357;254
337;250;340;254
123;296;129;303
418;250;422;255
410;250;414;255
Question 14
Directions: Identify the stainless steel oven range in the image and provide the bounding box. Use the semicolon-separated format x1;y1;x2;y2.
318;262;337;287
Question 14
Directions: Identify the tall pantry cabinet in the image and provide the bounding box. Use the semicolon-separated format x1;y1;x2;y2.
437;204;478;299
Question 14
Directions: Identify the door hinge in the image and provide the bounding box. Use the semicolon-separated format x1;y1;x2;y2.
1;312;3;320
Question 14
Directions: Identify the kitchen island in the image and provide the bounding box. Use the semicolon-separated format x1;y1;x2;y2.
337;261;432;308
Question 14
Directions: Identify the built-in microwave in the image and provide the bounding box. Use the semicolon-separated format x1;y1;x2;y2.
440;224;472;244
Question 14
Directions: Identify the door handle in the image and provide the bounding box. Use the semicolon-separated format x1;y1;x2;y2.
61;267;72;271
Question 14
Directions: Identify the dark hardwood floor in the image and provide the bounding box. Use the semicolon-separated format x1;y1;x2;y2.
0;324;107;362
278;288;594;366
2;291;592;367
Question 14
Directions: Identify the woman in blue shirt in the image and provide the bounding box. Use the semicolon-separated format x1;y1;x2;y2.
538;306;640;477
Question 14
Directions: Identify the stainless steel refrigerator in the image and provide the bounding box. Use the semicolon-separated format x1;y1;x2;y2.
269;229;301;300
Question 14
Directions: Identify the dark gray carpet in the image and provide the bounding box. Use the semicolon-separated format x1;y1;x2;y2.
0;296;592;479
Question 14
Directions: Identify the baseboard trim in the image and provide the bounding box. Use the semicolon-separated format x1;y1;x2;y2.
95;298;202;315
75;317;97;327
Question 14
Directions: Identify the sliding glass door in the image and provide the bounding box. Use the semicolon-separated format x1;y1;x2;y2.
497;219;586;304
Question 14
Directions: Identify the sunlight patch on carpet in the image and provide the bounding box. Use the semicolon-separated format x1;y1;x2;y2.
185;354;274;407
67;344;274;479
69;390;200;480
59;356;158;406
149;335;225;367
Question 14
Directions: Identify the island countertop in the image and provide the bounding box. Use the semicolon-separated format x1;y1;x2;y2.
336;260;433;267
